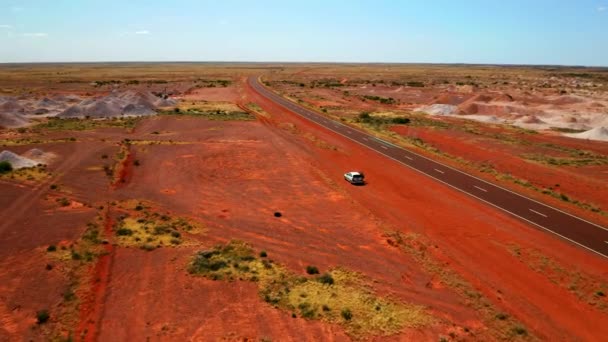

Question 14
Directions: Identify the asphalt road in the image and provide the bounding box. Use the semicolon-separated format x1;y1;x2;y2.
249;76;608;259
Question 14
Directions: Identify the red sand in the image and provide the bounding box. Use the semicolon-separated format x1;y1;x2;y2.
244;79;608;340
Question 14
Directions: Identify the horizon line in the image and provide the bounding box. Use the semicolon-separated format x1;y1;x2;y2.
0;61;607;69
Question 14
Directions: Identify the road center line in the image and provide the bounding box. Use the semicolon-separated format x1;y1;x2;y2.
381;145;388;150
434;168;445;174
403;155;413;161
362;137;368;141
529;209;548;218
474;185;488;192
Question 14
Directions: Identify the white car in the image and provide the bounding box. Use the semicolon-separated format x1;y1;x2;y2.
344;171;365;185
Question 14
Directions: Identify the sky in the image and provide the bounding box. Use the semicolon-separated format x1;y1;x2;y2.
0;0;607;66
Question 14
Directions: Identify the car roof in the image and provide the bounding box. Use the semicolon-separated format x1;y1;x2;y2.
348;171;362;175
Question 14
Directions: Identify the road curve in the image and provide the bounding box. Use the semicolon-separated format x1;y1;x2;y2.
248;76;608;259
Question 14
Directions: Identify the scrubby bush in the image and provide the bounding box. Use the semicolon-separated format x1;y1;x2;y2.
0;161;12;174
57;198;71;207
116;228;133;236
306;266;320;275
391;117;410;124
341;308;353;321
495;313;508;320
317;273;334;285
512;325;528;336
358;112;371;120
36;310;50;324
406;81;425;87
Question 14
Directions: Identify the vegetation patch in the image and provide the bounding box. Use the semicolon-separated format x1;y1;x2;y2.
361;95;396;105
128;139;192;146
246;102;271;118
113;200;203;250
30;117;141;131
384;231;533;340
194;79;232;87
522;153;608;167
0;165;50;183
189;241;431;338
355;112;410;126
160;108;253;121
0;137;77;146
42;211;108;340
507;244;607;313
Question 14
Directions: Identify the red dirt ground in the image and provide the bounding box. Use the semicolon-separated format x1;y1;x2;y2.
97;116;479;341
244;79;608;341
1;76;607;341
182;86;241;102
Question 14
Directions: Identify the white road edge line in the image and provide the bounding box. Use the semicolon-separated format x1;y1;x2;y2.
529;209;548;218
474;185;488;192
434;169;445;174
253;79;608;258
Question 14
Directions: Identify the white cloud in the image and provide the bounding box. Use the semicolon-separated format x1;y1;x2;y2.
0;24;12;29
599;6;607;12
22;32;48;37
135;30;150;35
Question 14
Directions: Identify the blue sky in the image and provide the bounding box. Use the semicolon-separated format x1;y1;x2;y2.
1;0;607;65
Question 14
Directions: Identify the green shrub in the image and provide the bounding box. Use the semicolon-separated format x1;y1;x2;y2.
36;310;50;324
306;266;320;275
406;81;425;87
391;117;410;124
317;273;334;285
259;250;267;258
0;161;12;174
71;251;82;260
57;197;70;207
341;308;353;321
512;325;527;336
46;245;57;252
495;312;508;320
358;112;371;120
116;228;133;236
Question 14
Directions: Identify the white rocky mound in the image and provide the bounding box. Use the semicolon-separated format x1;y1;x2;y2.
0;150;39;169
565;126;608;142
58;90;176;118
0;112;29;129
415;104;459;116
